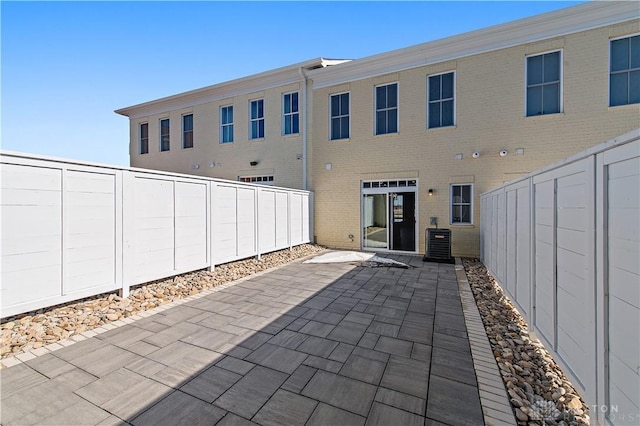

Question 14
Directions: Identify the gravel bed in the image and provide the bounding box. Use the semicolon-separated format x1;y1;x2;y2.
1;244;324;360
463;258;589;426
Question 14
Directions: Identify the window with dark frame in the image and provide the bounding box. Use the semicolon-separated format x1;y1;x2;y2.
220;106;234;143
451;184;472;224
526;51;561;116
375;83;398;135
160;118;170;152
330;92;350;140
428;72;455;128
182;114;193;149
250;99;265;139
139;123;149;154
610;35;640;107
283;92;299;135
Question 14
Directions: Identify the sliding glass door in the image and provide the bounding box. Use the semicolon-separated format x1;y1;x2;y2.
362;180;417;252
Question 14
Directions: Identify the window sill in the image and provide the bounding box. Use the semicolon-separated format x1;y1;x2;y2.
427;125;456;131
524;112;564;120
608;102;640;111
219;141;234;145
329;138;350;142
450;223;475;228
249;138;265;142
374;132;399;139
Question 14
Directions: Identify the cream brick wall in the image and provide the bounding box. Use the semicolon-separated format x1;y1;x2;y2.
310;22;640;257
129;82;306;189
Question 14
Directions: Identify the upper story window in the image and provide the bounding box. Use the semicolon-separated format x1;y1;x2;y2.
526;51;561;116
250;99;265;140
610;35;640;107
283;92;299;135
139;123;149;154
428;72;455;128
375;83;398;135
451;184;473;225
330;92;350;140
160;118;170;152
220;105;234;143
182;114;193;149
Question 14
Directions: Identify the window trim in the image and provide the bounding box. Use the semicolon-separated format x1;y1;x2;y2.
374;82;399;135
249;98;265;140
159;118;170;152
524;49;563;117
282;91;300;136
139;122;149;155
220;105;234;144
427;71;456;129
329;91;351;141
608;33;640;108
182;114;193;149
450;184;473;225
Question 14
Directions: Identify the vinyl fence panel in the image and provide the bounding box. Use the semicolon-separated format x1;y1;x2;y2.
480;129;640;426
604;144;639;425
1;152;313;318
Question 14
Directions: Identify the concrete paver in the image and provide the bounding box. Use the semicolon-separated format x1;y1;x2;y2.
0;253;508;425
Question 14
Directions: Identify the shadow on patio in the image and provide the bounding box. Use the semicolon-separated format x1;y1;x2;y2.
1;252;484;425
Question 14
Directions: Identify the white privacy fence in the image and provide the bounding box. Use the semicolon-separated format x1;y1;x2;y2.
480;129;639;426
1;152;312;318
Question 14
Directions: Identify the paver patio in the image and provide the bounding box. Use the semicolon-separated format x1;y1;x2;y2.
1;253;496;425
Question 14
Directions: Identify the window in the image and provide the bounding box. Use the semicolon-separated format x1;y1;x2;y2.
610;35;640;107
283;92;299;135
220;105;234;143
250;99;264;139
238;175;274;185
526;51;561;116
182;114;193;149
160;118;170;152
139;123;149;154
428;72;455;128
330;92;350;140
451;184;473;224
375;83;398;135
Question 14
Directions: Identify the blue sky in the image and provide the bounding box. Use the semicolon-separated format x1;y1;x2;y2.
2;1;583;166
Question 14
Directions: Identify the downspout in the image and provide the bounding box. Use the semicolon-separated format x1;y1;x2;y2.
298;67;308;190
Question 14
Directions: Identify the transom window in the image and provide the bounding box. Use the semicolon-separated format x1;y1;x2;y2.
362;180;416;189
451;184;473;225
283;92;299;135
610;35;640;107
220;105;234;143
238;175;274;185
330;92;350;140
182;114;193;149
428;72;455;128
160;118;170;152
139;123;149;154
250;99;265;140
526;51;561;116
375;83;398;135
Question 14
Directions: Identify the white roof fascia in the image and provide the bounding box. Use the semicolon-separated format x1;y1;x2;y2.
115;57;350;119
308;1;639;89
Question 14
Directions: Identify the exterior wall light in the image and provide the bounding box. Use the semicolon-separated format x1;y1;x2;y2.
250;161;258;166
499;149;508;157
472;151;480;159
428;189;434;197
